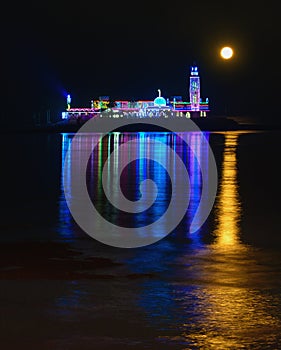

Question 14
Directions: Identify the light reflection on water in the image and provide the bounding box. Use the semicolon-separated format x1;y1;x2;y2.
60;131;210;235
2;131;281;349
52;131;281;348
170;132;281;349
213;133;242;248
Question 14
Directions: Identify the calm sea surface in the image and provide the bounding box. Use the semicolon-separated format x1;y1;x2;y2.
1;129;281;349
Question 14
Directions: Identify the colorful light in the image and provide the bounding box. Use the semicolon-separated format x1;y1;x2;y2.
190;66;200;111
63;66;210;119
67;94;71;110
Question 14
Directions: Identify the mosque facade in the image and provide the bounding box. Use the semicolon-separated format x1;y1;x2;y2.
62;66;209;122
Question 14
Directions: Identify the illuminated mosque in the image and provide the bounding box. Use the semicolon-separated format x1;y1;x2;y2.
62;66;209;123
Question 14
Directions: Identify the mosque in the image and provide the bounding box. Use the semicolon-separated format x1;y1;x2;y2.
62;66;210;123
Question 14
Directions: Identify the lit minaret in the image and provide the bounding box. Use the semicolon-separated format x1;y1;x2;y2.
189;66;200;111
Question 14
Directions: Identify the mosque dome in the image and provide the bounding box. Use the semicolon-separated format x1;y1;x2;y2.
154;89;166;107
153;96;166;107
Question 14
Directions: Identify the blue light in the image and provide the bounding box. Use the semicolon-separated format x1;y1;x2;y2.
62;112;68;119
191;66;198;76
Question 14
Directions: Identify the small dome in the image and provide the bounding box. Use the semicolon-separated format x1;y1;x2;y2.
154;96;166;107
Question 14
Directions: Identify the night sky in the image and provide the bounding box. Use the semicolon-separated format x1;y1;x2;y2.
3;0;280;126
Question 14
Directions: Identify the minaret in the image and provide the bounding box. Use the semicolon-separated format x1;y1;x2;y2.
189;66;200;111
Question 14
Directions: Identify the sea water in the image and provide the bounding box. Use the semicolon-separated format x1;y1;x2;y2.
1;129;281;349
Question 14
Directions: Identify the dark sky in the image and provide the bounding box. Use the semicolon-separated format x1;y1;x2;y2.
2;0;281;125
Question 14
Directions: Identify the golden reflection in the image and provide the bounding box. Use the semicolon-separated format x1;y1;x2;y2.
213;132;242;250
178;132;281;349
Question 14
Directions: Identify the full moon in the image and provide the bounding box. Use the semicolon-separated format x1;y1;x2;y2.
220;46;233;59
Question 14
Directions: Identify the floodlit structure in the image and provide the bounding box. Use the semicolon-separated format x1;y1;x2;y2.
62;66;209;122
190;66;200;111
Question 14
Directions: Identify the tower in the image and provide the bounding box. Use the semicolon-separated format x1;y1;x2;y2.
189;66;200;111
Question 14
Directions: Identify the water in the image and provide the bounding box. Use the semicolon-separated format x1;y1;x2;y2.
1;129;281;349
